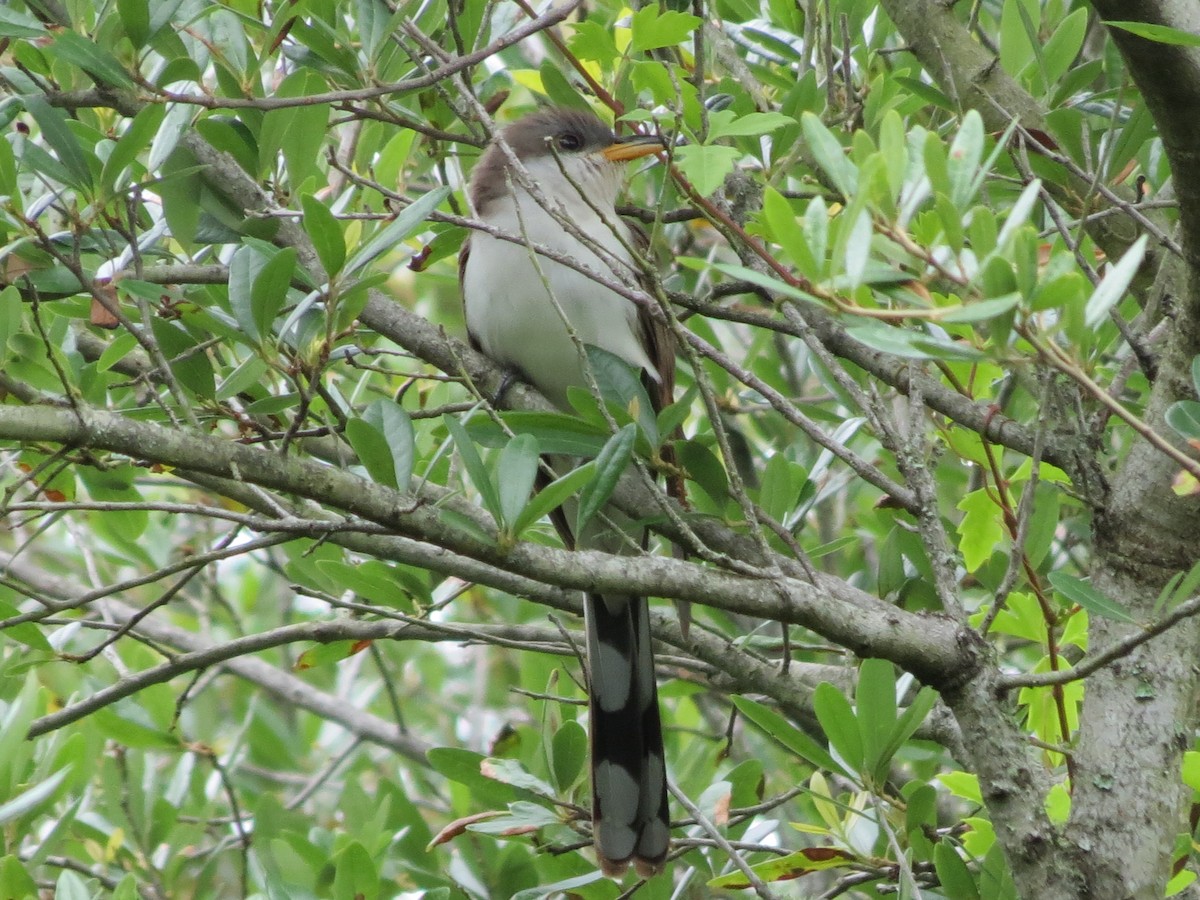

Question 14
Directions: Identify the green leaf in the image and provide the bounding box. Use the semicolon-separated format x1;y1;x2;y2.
362;398;415;493
344;185;450;276
842;210;872;289
730;696;845;776
947;111;984;208
479;758;556;796
345;419;399;490
760;187;817;273
708;846;860;888
813;681;864;776
0;7;44;38
1085;234;1146;328
445;413;503;526
706;111;796;140
301;194;346;277
497;433;541;534
250;247;297;343
1165;401;1200;441
538;61;591;111
332;841;378;900
568;19;621;63
934;842;981;900
49;31;134;89
583;344;658;444
1105;21;1200;47
551;721;587;792
294;640;368;670
117;0;151;46
0;767;70;826
467;411;610;456
693;260;823;305
630;6;702;50
0;855;38;899
676;440;728;505
674;143;741;197
0;600;48;651
22;97;94;189
801;112;856;197
511;872;606;900
0;286;22;365
938;294;1020;323
512;461;596;535
576;424;636;533
100;104;165;196
855;659;897;782
1047;572;1136;623
259;69;330;188
956;489;1005;572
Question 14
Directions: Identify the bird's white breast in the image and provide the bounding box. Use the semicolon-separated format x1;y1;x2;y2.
463;165;656;411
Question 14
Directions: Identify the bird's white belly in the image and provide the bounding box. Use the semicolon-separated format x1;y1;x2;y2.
463;201;654;410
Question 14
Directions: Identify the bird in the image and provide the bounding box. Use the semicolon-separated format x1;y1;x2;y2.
459;106;672;878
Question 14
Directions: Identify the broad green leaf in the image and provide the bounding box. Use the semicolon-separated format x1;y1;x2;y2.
0;600;49;651
934;842;981;900
1048;572;1136;623
813;682;864;776
362;398;415;493
22;97;94;189
511;872;606;899
301;194;346;277
100;104;165;196
760;187;817;273
259;70;330;187
576;424;636;533
1042;9;1088;85
630;6;701;50
583;344;658;444
801;112;856;198
855;659;897;782
956;489;1005;572
345;418;399;489
730;696;845;775
947;111;984;207
512;461;596;535
294;640;368;670
1085;234;1147;328
445;413;503;526
706;110;796;140
344;185;450;276
0;7;43;38
467;412;609;456
1105;21;1200;47
332;841;378;900
0;767;70;826
250;246;297;342
48;31;134;89
117;0;151;46
228;244;268;342
0;855;38;899
708;846;859;888
497;433;541;534
1165;401;1200;440
0;286;22;364
550;721;587;792
842;209;872;289
479;758;556;796
674;143;741;196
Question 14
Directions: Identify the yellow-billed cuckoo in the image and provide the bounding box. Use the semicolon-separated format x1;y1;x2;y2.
459;107;672;877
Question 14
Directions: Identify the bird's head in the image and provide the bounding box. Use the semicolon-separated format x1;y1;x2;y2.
470;107;664;213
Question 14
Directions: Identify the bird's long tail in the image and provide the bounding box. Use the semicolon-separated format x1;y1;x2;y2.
585;590;670;878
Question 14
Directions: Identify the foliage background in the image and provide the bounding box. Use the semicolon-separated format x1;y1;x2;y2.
1;0;1200;897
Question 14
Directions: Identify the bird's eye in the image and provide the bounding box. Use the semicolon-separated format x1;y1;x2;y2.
557;132;583;151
